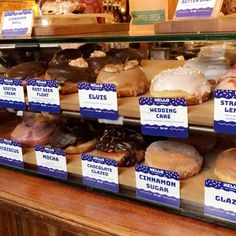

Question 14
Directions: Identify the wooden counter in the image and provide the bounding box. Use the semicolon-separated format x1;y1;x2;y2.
0;167;235;236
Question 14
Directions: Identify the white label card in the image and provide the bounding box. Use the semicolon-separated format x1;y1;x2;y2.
135;165;180;207
81;154;119;192
35;145;67;180
78;82;118;120
0;138;24;168
1;9;34;36
205;179;236;222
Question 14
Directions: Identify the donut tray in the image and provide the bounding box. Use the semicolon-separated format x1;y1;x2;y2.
0;114;235;230
60;60;214;128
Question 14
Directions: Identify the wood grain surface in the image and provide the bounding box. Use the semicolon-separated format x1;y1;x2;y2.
0;167;235;236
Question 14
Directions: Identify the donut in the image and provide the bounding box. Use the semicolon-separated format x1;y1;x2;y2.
46;58;94;95
106;47;142;64
94;126;147;167
150;67;211;105
49;48;82;65
214;148;236;184
5;61;47;80
96;60;149;97
145;141;203;179
216;70;236;90
183;58;229;86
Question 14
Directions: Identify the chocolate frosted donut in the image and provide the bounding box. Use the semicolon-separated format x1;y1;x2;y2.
49;48;82;65
5;61;47;80
106;48;142;64
46;63;94;94
49;118;96;154
78;43;102;59
95;126;146;167
87;55;118;77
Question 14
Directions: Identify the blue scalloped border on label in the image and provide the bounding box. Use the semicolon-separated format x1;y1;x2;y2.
135;165;180;208
78;83;118;120
205;206;236;222
35;145;67;180
2;9;33;36
37;165;68;180
0;138;24;168
214;90;236;135
204;179;236;222
0;79;25;110
81;154;119;193
80;108;118;120
139;97;188;138
26;79;60;113
176;7;213;17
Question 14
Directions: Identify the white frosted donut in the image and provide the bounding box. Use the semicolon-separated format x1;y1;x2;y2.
150;67;211;105
214;148;236;184
145;141;203;179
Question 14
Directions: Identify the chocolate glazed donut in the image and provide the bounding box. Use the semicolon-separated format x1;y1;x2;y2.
96;126;146;167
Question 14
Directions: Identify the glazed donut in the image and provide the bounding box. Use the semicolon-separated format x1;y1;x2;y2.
214;148;236;184
150;67;211;105
145;141;203;179
96;60;149;97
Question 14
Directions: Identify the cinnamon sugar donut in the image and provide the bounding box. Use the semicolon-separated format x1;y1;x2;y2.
150;67;211;105
214;148;236;184
145;141;203;179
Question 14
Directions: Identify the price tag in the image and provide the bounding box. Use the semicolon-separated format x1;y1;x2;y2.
174;0;222;18
0;9;34;37
78;82;118;120
81;154;119;192
35;145;67;180
135;165;180;208
214;89;236;135
26;79;60;113
0;138;24;168
0;78;25;110
205;179;236;222
139;97;188;138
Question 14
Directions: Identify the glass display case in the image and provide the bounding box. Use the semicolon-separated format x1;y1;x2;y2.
0;31;236;231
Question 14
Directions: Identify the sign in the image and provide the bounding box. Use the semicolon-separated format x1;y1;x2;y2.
26;79;60;113
174;0;223;18
81;154;119;192
135;165;180;207
139;97;188;138
0;78;25;110
0;9;34;37
78;82;118;120
35;145;67;180
214;89;236;135
0;138;24;168
205;179;236;222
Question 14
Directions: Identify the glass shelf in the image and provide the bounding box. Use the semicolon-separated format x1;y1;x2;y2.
1;32;236;44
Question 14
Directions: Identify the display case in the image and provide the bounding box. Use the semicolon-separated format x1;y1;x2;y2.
0;31;236;232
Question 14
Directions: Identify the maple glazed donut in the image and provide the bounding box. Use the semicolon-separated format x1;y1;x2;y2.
96;60;149;97
145;141;203;179
214;148;236;184
150;67;211;105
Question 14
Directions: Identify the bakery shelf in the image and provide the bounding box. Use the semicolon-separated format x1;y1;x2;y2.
2;32;236;44
60;60;214;128
0;114;235;230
